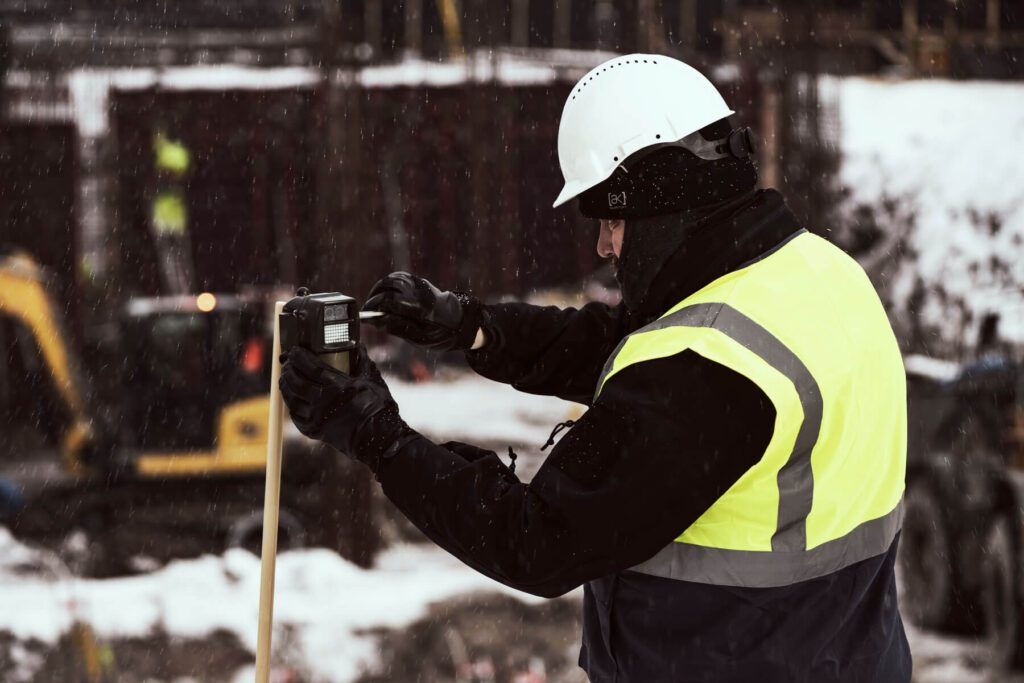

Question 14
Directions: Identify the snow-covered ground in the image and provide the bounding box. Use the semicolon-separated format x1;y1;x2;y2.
827;76;1024;344
0;528;992;683
0;372;1002;682
0;529;561;682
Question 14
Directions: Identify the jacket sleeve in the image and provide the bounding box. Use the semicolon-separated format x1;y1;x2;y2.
465;301;629;405
375;349;776;598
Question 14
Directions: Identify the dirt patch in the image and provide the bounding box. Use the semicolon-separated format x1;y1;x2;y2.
0;625;252;682
357;592;586;683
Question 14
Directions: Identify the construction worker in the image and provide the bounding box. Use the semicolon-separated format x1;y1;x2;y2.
279;54;910;681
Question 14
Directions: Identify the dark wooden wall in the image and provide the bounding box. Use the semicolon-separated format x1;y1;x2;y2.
112;88;317;295
325;82;597;301
112;82;600;303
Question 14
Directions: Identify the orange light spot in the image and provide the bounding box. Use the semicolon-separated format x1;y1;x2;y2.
196;292;217;312
242;337;264;374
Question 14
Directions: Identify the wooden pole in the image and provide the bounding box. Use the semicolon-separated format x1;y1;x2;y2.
678;0;697;56
511;0;529;47
365;0;383;58
255;301;287;683
554;0;572;49
904;0;919;71
405;0;422;55
760;81;780;191
986;0;1001;49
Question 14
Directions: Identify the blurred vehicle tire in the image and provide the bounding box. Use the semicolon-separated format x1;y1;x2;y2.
901;407;1001;634
226;508;306;556
983;515;1024;673
899;479;957;630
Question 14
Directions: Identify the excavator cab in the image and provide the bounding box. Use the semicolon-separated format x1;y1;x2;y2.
0;250;280;479
118;294;274;466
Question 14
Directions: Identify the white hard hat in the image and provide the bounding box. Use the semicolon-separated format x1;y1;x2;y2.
553;54;735;209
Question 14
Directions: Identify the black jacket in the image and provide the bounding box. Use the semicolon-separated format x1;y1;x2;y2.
374;190;911;682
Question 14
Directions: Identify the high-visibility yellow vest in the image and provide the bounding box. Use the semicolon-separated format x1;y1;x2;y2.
596;230;906;588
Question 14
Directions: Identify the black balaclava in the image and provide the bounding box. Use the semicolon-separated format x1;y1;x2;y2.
579;118;759;311
614;190;757;311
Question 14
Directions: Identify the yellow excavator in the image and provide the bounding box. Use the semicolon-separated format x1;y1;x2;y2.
0;250;377;575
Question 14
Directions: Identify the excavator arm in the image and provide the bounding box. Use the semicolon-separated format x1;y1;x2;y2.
0;251;94;474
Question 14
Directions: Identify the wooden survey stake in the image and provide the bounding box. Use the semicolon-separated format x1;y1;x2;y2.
255;301;287;683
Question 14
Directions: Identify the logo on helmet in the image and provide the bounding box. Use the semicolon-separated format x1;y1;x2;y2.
608;191;627;209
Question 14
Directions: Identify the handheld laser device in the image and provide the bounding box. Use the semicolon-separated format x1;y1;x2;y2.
279;287;360;374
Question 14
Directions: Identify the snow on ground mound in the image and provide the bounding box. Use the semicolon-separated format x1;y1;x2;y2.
0;527;554;682
904;353;960;382
827;76;1024;342
387;373;581;448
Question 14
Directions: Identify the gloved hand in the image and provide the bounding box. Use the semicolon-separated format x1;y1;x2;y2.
279;345;413;472
362;272;484;351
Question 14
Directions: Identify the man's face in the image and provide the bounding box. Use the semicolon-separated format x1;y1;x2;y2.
597;220;626;273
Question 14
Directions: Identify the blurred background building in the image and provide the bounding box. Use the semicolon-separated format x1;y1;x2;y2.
0;0;1021;339
0;5;1023;679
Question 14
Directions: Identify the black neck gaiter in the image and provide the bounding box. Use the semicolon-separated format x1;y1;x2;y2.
615;190;759;311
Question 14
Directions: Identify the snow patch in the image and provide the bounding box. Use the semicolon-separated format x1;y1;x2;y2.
386;374;582;448
827;76;1024;344
904;623;990;683
68;67;320;137
904;354;959;383
69;49;616;137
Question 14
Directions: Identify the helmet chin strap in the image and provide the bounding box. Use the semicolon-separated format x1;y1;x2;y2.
621;127;757;171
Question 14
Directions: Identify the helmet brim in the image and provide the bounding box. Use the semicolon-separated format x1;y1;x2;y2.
552;182;584;209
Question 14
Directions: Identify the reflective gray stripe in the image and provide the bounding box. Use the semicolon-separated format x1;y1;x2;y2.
596;302;823;552
629;502;904;588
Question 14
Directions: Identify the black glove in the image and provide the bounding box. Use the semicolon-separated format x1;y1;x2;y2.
279;345;414;472
362;272;484;351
